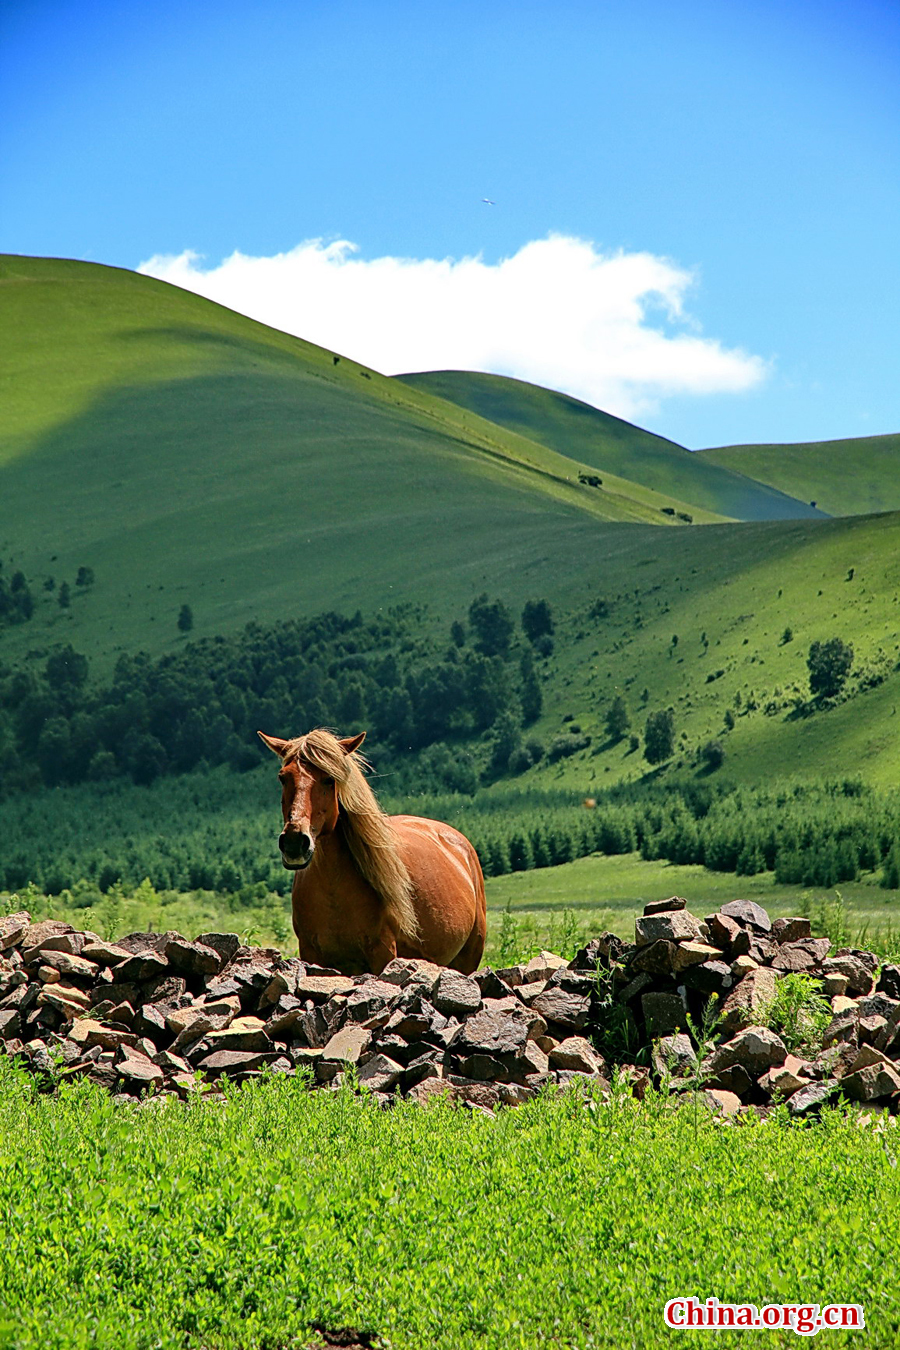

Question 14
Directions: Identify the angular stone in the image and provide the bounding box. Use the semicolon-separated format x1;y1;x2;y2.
652;1033;697;1078
321;1024;372;1064
712;1025;787;1077
114;952;170;984
709;1063;753;1097
698;1088;741;1116
705;912;741;951
294;974;357;1002
68;1019;136;1051
821;955;875;996
758;1056;809;1099
81;940;133;966
357;1053;403;1092
38;966;61;984
842;1061;900;1102
198;1049;275;1077
672;942;721;973
682;960;734;996
164;938;222;978
340;979;398;1024
0;1009;21;1039
456;1052;507;1082
522;951;567;982
859;1015;888;1045
193;932;241;967
530;988;591;1032
0;912;30;952
846;1044;894;1074
720;966;779;1033
631;940;676;976
432;970;482;1017
378;958;442;991
514;980;548;1005
204;1016;271;1052
455;1008;529;1058
117;1058;165;1087
37;983;92;1017
617;971;654;1003
406;1076;458;1106
153;1049;191;1074
832;995;858;1016
876;965;900;1000
447;1077;501;1111
549;1036;604;1075
32;950;98;980
731;955;759;978
634;910;702;947
495;965;526;988
770;917;812;944
571;933;624;970
473;969;515;999
20;920;74;953
720;900;772;932
771;938;832;972
641;991;688;1038
643;896;686;916
822;1007;860;1047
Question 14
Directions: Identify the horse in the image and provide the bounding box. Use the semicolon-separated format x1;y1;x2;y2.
258;727;487;976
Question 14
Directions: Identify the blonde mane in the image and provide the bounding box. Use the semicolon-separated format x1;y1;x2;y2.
283;728;419;941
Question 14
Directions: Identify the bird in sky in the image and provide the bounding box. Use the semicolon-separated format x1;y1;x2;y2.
481;197;495;205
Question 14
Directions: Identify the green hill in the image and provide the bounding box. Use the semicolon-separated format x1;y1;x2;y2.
699;433;900;517
4;254;900;800
0;255;726;672
395;369;824;522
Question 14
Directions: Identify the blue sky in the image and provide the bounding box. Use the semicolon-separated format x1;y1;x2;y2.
2;0;898;447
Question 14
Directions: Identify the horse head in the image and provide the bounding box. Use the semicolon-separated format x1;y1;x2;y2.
258;729;366;870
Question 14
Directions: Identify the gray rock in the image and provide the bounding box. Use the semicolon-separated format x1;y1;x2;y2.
634;910;702;947
720;900;772;932
531;988;591;1032
719;966;779;1033
0;912;30;952
432;970;482;1017
454;1007;529;1058
195;932;241;967
681;960;734;996
113;952;170;984
549;1036;605;1074
822;1007;860;1048
643;896;686;916
652;1033;697;1078
789;1080;838;1116
711;1025;787;1076
164;938;222;978
357;1054;403;1091
631;940;677;976
198;1049;276;1077
821;954;875;996
876;965;900;1000
320;1025;372;1065
770;917;812;944
642;991;688;1038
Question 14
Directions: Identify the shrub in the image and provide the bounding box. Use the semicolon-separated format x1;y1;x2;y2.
604;696;630;742
760;973;832;1053
807;637;853;699
700;740;725;771
643;710;675;765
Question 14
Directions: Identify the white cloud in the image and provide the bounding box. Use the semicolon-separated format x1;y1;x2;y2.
138;235;766;420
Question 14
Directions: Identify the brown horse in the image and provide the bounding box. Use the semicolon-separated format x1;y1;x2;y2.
258;727;487;976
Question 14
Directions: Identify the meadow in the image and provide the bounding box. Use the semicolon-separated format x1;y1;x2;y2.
0;1063;897;1350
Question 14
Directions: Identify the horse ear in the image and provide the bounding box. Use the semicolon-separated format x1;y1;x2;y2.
258;731;290;757
339;731;366;755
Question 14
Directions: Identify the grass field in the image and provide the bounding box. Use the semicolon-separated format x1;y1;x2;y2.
397;369;822;522
0;255;724;675
701;432;900;518
0;1065;897;1350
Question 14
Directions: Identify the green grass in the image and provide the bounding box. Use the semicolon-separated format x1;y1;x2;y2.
0;1066;897;1349
484;851;900;959
397;369;824;521
0;256;723;675
701;432;900;518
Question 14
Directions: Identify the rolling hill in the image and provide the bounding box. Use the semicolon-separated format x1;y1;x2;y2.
395;369;825;522
0;254;725;671
4;254;900;797
699;433;900;517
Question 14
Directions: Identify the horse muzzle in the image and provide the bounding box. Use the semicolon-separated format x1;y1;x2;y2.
279;829;314;870
281;850;313;870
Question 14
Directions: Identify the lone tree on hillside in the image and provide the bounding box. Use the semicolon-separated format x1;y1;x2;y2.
644;709;676;765
605;695;630;742
807;637;853;700
521;599;554;644
468;594;514;658
178;604;194;633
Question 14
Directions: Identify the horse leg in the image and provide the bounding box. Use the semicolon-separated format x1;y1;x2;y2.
449;908;486;975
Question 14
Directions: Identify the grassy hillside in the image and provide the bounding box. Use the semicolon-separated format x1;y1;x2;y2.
0;255;724;673
700;432;900;517
396;369;824;522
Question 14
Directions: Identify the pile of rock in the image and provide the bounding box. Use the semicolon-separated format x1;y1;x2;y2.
1;900;898;1118
0;912;607;1111
608;896;900;1117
